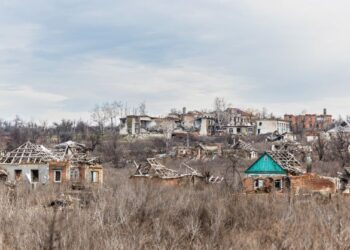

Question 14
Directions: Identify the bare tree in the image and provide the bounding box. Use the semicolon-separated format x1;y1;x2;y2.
101;101;123;130
214;97;227;129
139;101;147;116
224;151;243;191
53;119;75;143
101;134;123;167
315;134;326;161
91;105;107;134
330;130;350;168
160;120;176;151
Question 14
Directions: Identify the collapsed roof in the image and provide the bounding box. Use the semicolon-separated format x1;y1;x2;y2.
52;141;98;164
0;141;98;165
328;121;350;134
267;151;305;175
0;141;58;164
55;140;87;150
232;139;257;152
133;158;224;183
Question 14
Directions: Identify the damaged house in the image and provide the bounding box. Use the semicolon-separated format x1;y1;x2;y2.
173;111;215;136
0;141;57;184
243;151;337;194
284;109;333;133
243;151;303;193
50;141;103;185
131;158;223;186
118;112;216;138
119;115;159;136
0;141;103;186
229;139;258;159
256;119;291;135
222;108;255;136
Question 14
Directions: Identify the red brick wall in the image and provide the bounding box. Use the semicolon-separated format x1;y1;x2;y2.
290;174;336;194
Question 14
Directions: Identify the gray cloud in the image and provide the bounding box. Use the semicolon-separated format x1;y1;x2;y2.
0;0;350;122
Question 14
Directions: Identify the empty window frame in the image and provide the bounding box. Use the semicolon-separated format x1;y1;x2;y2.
70;168;80;182
31;170;39;183
54;170;62;183
274;179;283;190
90;171;99;183
254;179;264;189
15;170;22;181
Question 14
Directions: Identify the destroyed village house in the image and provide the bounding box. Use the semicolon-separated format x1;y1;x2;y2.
243;151;338;194
0;141;103;185
0;141;58;184
178;111;215;136
170;110;215;137
131;158;224;186
256;119;291;135
243;151;304;193
119;115;159;136
229;139;258;159
195;114;216;136
50;141;103;185
284;108;333;133
327;120;350;136
222;108;255;135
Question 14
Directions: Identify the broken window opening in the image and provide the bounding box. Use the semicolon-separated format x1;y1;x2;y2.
54;170;62;183
15;169;22;181
31;170;39;183
90;171;99;183
70;168;80;182
254;179;264;189
274;179;282;190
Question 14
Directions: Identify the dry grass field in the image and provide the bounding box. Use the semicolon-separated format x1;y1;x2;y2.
0;167;349;250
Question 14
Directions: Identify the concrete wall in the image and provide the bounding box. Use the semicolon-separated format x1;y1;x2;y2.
226;126;254;135
119;124;128;135
199;118;208;136
0;164;49;184
257;120;290;135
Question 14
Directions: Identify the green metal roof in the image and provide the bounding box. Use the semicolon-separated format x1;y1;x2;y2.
245;152;287;175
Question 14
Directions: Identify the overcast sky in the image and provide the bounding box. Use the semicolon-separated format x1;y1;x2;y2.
1;0;350;123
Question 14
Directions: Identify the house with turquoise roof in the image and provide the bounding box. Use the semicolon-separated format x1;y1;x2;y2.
243;151;304;193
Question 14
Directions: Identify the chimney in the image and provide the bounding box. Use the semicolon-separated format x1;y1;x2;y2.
183;107;187;114
323;108;327;116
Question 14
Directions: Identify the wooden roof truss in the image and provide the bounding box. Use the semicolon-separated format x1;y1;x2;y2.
133;158;224;183
268;151;304;175
0;141;58;164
